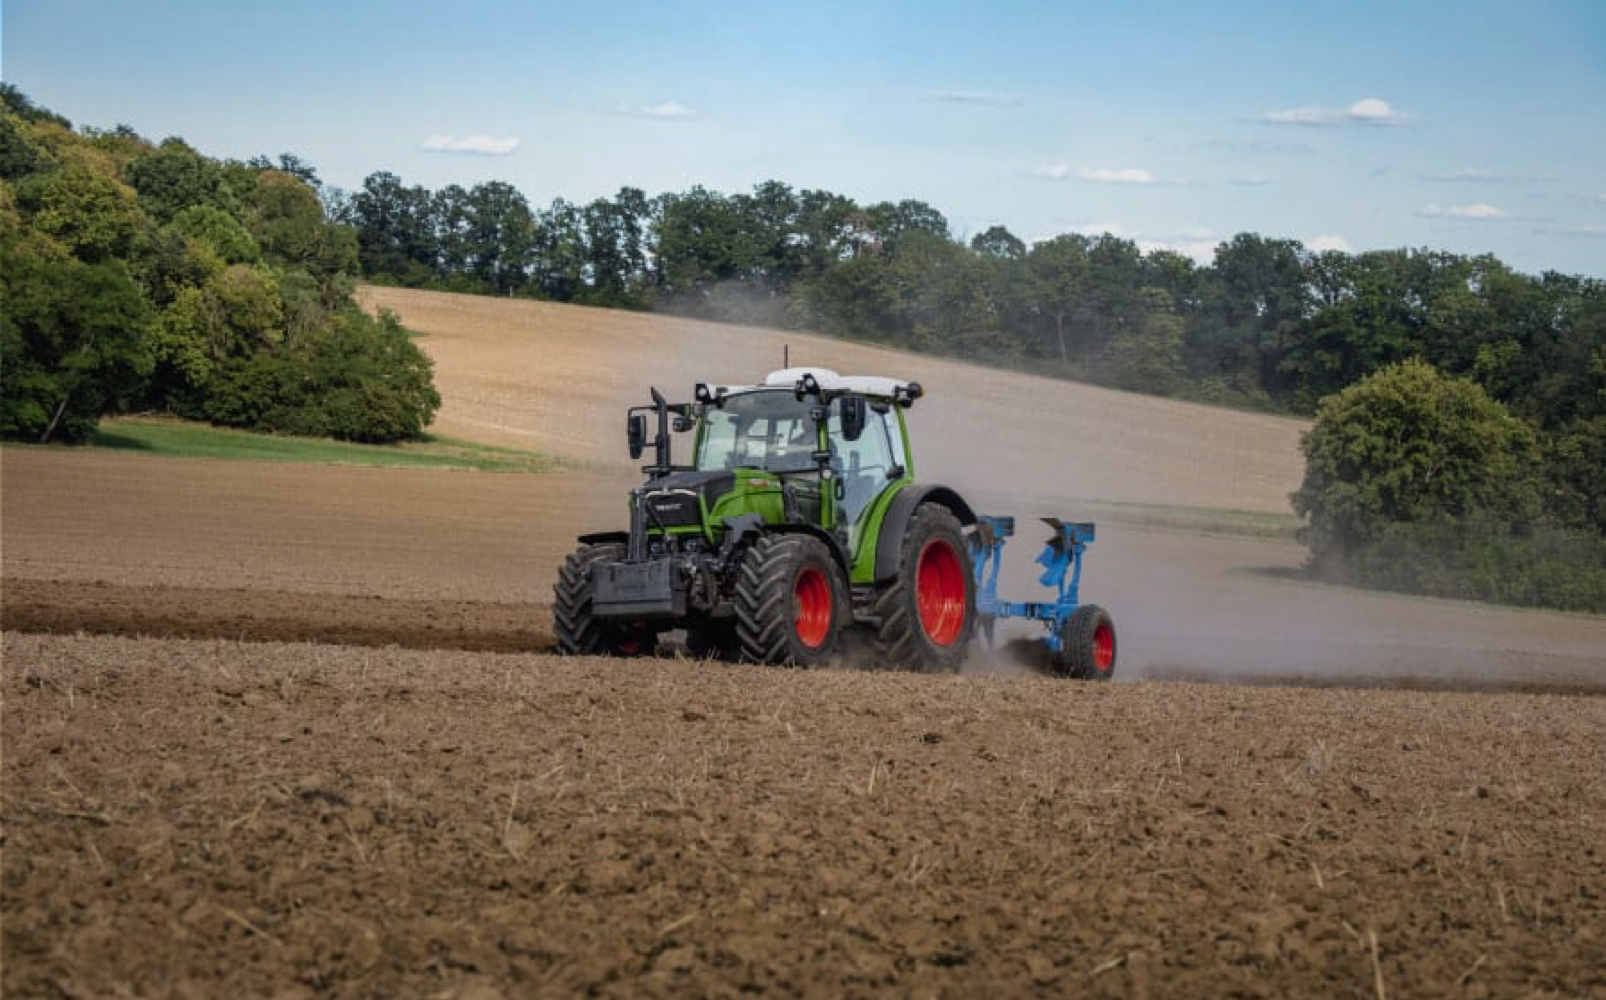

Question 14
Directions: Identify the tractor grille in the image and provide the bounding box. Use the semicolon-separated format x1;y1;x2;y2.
645;490;702;528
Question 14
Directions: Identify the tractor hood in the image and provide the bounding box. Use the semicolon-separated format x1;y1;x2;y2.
641;470;738;527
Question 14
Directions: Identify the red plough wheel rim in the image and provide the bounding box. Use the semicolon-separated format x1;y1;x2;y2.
794;566;832;648
1092;621;1115;673
916;539;965;646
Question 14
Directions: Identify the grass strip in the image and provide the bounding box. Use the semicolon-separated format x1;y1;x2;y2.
74;416;556;472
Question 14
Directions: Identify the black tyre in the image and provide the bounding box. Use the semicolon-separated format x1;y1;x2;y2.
733;533;844;666
871;503;976;673
553;542;657;657
1057;604;1116;680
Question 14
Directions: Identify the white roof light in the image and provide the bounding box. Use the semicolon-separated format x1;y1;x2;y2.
763;368;914;398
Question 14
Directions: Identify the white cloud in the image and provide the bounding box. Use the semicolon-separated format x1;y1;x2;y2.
1307;234;1352;253
1032;165;1176;185
1421;202;1507;220
1077;167;1158;185
928;90;1021;107
1346;98;1406;124
615;101;696;119
1259;96;1412;127
421;134;520;155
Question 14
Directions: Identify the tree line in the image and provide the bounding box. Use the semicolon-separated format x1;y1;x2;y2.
0;87;438;444
338;171;1602;422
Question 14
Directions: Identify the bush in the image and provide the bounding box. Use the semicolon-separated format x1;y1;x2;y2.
205;309;439;443
0;247;152;442
1292;359;1542;565
1341;514;1606;614
1542;416;1606;534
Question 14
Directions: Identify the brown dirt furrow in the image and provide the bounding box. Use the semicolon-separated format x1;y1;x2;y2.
5;632;1604;1000
2;578;553;653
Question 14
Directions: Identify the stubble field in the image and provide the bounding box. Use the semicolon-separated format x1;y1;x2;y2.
4;288;1604;998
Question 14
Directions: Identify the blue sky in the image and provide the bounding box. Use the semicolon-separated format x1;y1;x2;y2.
5;0;1605;275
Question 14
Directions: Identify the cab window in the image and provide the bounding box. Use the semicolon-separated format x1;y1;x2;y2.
829;396;896;533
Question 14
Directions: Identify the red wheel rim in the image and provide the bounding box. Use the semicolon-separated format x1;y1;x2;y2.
1092;620;1114;672
794;566;832;649
916;539;965;647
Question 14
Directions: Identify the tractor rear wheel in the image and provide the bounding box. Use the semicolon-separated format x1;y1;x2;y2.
872;503;976;673
553;542;658;657
733;533;844;666
1057;604;1116;680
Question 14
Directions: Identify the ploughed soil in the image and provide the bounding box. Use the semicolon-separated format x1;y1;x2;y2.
6;632;1604;1000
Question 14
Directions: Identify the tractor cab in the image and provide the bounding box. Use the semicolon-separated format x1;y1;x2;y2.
686;370;918;552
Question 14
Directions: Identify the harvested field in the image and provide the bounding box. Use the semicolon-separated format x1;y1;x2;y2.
355;287;1305;514
5;633;1605;999
4;289;1605;996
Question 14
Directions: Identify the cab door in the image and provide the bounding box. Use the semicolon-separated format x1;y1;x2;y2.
829;397;901;555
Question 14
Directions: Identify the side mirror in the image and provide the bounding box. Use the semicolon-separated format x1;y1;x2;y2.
628;413;647;459
840;396;867;442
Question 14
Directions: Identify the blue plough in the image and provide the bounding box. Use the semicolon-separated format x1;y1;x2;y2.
968;515;1116;679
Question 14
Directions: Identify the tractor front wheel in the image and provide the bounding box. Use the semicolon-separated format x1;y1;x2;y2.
1057;604;1116;680
733;534;844;666
872;503;976;673
553;542;658;657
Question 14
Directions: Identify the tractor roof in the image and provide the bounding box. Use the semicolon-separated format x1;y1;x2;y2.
760;368;915;400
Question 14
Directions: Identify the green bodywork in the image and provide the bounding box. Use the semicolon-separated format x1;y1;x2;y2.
647;389;916;585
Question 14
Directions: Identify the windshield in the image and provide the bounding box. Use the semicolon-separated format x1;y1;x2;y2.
695;390;818;473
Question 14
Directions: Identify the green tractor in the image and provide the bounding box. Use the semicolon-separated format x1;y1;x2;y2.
553;368;1116;677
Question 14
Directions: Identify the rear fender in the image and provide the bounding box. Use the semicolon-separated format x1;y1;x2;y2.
871;484;977;582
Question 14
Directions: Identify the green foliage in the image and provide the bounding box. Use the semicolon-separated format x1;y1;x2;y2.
205;309;440;443
83;417;553;472
13;165;145;261
1292;360;1541;561
1542;416;1606;533
1288;361;1606;613
1341;515;1606;614
0;84;71;128
1107;288;1187;394
0;91;439;445
168;204;260;264
0;114;51;179
249;169;356;278
125;138;233;223
0;244;153;442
